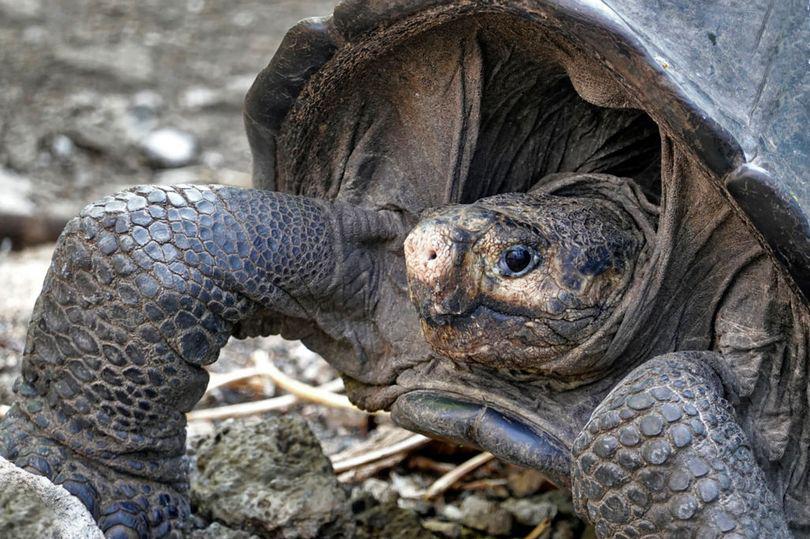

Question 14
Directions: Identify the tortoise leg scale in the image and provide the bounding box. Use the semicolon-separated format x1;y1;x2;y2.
0;184;374;538
571;352;790;538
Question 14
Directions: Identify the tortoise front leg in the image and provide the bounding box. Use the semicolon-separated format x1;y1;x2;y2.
571;352;790;538
0;184;400;538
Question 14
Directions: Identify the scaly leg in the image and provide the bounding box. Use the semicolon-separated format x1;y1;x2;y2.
0;184;402;538
571;352;790;538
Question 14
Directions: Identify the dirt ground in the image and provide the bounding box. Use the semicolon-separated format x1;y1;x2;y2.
0;1;588;537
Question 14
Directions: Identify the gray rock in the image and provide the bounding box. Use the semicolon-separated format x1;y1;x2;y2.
140;128;199;169
438;504;463;522
360;478;398;505
502;497;558;526
0;168;34;217
0;0;41;21
459;495;513;536
507;468;549;497
0;456;103;539
53;42;154;84
188;522;261;539
191;417;355;539
353;500;436;539
51;134;75;159
537;489;576;517
421;519;461;538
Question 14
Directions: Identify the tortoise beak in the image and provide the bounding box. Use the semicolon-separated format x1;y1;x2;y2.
404;218;478;325
392;390;572;488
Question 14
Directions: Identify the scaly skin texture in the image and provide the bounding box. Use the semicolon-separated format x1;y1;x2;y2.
0;184;400;538
572;353;789;538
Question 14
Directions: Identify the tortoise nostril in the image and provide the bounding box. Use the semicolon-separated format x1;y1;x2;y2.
427;250;437;261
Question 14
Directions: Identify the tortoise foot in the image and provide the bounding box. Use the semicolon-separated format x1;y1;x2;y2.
571;352;790;538
1;407;188;538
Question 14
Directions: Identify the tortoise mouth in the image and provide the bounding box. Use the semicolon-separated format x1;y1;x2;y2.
391;389;572;487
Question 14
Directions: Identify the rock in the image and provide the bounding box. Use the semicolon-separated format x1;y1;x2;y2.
421;519;462;538
140;128;199;169
180;76;253;111
537;489;576;517
353;500;437;539
390;471;427;499
0;456;103;539
459;495;513;536
551;519;577;539
0;0;41;21
502;497;557;526
51;134;75;159
439;504;463;522
191;417;354;539
0;168;34;217
0;168;67;248
361;478;398;505
53;42;154;84
188;522;261;539
507;467;549;497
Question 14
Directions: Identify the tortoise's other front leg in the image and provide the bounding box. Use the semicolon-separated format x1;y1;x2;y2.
571;352;790;538
0;184;399;538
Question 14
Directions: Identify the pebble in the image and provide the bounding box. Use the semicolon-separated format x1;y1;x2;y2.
0;168;34;216
460;495;514;536
421;519;461;538
51;134;75;158
140;128;199;168
361;478;398;505
507;467;549;496
502;496;558;526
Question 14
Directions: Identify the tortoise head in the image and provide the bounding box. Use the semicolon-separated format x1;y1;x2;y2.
405;192;642;376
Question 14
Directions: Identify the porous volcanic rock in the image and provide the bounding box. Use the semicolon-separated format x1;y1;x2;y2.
190;416;354;539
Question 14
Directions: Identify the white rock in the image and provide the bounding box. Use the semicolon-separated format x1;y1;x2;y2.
0;456;103;538
140;128;199;168
0;168;34;216
51;134;75;158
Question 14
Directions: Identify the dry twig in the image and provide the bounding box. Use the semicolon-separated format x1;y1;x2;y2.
424;452;495;499
524;517;552;539
250;350;358;410
331;433;430;474
336;452;408;483
206;366;269;392
187;378;344;421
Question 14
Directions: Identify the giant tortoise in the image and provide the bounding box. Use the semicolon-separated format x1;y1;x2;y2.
1;1;808;537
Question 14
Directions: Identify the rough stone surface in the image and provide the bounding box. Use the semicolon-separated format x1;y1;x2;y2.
191;417;354;539
502;496;558;526
188;522;260;539
0;456;103;539
352;499;436;539
459;495;513;536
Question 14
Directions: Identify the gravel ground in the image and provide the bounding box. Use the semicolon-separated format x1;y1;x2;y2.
0;1;589;537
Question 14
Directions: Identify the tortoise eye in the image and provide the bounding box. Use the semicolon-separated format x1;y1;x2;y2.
498;245;539;276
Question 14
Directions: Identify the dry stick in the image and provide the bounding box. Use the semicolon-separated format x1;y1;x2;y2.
524;517;552;539
251;350;360;411
206;366;268;392
187;378;345;421
331;434;430;474
423;452;496;499
336;452;408;483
